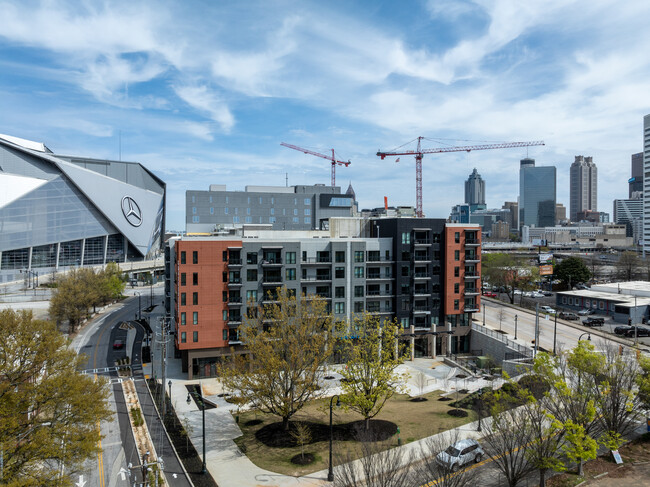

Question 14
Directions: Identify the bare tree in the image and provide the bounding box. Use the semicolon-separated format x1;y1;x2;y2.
334;428;415;487
497;307;506;332
412;430;481;487
289;422;312;462
416;372;428;397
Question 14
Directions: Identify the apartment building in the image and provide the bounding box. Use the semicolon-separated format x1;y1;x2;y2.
165;218;481;378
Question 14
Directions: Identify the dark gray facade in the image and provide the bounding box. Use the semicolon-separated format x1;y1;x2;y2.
519;158;556;228
0;134;165;282
569;155;597;221
186;184;355;233
630;152;643;197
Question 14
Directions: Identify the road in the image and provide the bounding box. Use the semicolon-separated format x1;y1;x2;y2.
72;287;191;487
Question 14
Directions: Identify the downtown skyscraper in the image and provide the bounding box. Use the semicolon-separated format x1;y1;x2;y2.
569;155;597;221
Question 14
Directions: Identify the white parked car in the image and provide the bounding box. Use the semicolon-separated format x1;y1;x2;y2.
436;438;484;472
540;306;556;314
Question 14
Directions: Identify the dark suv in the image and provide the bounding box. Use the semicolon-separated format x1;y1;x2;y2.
583;317;604;327
614;325;632;335
624;327;650;337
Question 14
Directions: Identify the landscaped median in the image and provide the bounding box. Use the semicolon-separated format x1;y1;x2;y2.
232;389;478;476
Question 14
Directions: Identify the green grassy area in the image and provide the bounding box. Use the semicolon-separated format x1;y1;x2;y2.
233;389;477;476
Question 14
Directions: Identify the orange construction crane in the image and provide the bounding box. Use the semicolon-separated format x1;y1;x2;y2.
377;136;545;217
281;142;351;187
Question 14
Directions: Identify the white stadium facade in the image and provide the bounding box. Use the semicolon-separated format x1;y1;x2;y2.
0;134;165;283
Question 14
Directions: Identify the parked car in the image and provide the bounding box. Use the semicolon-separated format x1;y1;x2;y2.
436;439;484;472
112;339;125;350
614;325;633;335
577;309;594;316
583;317;605;327
575;283;590;290
483;291;498;298
543;291;553;296
624;327;650;337
559;312;579;320
530;292;546;298
513;289;522;295
540;306;556;314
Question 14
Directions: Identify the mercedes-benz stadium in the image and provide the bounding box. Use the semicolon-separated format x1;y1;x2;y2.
0;134;165;283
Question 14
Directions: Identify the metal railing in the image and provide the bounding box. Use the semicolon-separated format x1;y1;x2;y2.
471;323;532;357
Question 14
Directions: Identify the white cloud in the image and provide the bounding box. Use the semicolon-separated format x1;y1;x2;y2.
173;85;234;133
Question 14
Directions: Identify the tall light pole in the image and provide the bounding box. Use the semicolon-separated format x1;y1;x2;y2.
514;314;518;340
578;332;591;342
168;380;172;415
483;304;486;326
328;395;341;482
553;310;558;355
476;389;484;432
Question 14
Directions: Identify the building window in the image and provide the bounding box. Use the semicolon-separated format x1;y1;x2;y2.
454;300;459;310
246;217;252;223
304;208;311;216
225;207;229;214
234;207;238;215
191;195;195;203
335;267;345;279
401;266;409;277
223;310;228;321
192;216;199;223
270;217;276;223
401;251;410;261
181;332;186;343
304;217;310;224
454;283;459;294
335;286;345;298
271;197;275;205
193;312;198;324
286;268;296;280
193;331;198;342
180;312;186;325
247;269;258;281
354;301;364;312
294;208;298;216
286;252;296;264
193;273;198;285
335;251;345;263
180;251;186;264
455;232;460;243
354;267;364;278
246;290;257;301
247;252;258;265
180;293;186;306
233;216;240;223
271;208;275;215
354;251;364;263
223;291;228;302
355;286;364;297
192;207;197;214
454;267;459;277
454;250;460;261
304;198;310;205
192;251;198;264
335;302;345;314
210;207;214;214
401;232;411;244
247;207;251;215
223;329;228;341
293;217;299;223
193;292;198;305
401;317;409;328
226;196;229;204
180;273;186;286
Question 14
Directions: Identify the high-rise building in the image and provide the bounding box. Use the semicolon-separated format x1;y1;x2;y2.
614;197;643;238
165;219;481;378
502;202;518;230
519;158;556;228
464;168;486;211
643;114;650;253
630;152;643;198
555;203;567;223
570;155;597;221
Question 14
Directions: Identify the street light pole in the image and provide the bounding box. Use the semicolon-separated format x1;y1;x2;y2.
186;387;207;474
328;395;340;482
477;389;483;432
168;380;172;416
553;310;558;355
514;314;518;340
483;304;486;326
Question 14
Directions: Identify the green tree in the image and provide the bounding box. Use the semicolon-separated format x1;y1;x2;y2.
337;314;407;431
482;253;538;304
553;257;591;290
561;420;597;476
218;287;334;430
49;268;97;333
97;262;126;304
0;310;113;486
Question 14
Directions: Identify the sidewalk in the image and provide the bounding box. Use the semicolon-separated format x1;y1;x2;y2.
144;356;496;487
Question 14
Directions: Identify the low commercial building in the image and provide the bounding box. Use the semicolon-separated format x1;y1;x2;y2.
165;218;481;378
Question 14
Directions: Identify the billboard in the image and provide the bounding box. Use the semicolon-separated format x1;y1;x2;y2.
539;253;553;264
539;265;553;276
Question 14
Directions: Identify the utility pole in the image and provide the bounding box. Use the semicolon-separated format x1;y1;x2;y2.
534;303;540;357
160;317;168;418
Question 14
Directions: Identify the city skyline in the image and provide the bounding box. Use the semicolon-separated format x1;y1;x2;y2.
0;1;649;230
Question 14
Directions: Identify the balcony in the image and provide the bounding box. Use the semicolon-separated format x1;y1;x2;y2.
412;306;431;315
301;257;332;265
413;272;430;280
227;296;243;306
261;258;282;266
262;277;283;286
228;258;242;266
301;274;332;282
227;318;242;328
366;273;392;281
414;239;431;246
465;239;480;247
464;288;480;296
228;340;243;345
464;306;479;313
464;254;480;263
413;254;431;263
413;289;431;297
464;273;480;280
228;278;242;286
367;306;394;314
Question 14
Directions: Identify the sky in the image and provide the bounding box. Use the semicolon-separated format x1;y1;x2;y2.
1;0;649;231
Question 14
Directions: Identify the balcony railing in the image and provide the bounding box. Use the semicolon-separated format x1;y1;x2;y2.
261;258;282;265
366;256;394;262
465;239;480;246
414;239;431;245
228;258;242;265
301;257;332;264
228;278;242;285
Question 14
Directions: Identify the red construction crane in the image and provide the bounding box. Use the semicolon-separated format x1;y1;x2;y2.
281;142;351;187
377;137;545;217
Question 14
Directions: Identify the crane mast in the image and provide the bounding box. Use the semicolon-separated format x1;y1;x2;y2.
377;137;545;217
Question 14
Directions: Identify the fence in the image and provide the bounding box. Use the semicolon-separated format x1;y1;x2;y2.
471;322;532;357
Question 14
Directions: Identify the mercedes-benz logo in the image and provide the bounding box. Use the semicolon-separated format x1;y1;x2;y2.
121;196;143;227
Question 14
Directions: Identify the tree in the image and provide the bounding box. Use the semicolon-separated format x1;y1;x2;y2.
0;310;113;486
97;262;126;304
553;257;591;290
412;430;480;487
49;268;97;334
218;287;334;430
338;314;407;431
616;251;640;281
561;420;597;476
482;253;538;304
289;422;312;461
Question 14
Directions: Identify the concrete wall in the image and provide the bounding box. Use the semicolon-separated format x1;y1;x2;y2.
469;323;531;364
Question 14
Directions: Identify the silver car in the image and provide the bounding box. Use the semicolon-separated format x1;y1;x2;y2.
436;438;484;471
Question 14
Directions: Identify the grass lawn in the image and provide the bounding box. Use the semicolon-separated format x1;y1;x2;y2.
233;389;477;477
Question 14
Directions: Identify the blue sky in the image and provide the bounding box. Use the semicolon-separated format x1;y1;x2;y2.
1;0;649;231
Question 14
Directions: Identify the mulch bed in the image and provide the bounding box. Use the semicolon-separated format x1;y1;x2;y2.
410;397;428;402
245;419;263;427
438;397;453;401
447;409;469;418
254;419;398;447
290;453;315;465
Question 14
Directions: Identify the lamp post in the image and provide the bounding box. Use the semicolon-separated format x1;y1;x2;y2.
187;387;207;474
168;380;172;414
483;304;486;326
136;293;141;320
514;314;518;340
327;395;341;482
578;332;591;342
477;389;484;432
553;309;558;355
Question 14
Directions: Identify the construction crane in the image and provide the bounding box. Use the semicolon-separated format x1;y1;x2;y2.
281;142;351;187
377;136;545;217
